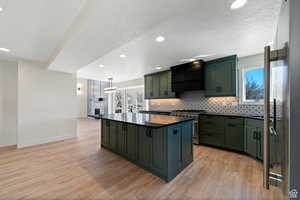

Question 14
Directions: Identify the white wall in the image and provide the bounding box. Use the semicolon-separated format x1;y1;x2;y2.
77;78;88;118
17;60;77;148
0;59;18;147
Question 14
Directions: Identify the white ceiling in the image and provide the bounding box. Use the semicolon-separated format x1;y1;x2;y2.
0;0;86;61
76;0;282;82
0;0;282;82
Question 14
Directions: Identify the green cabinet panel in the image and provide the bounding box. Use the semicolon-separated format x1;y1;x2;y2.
116;122;127;156
152;75;160;97
137;127;153;169
200;130;225;147
204;55;237;97
244;126;258;158
167;125;182;177
126;124;137;161
181;122;193;166
199;115;225;132
144;70;177;99
151;128;167;175
101;119;110;148
244;119;264;160
109;121;117;150
144;76;153;99
159;72;168;97
224;118;244;151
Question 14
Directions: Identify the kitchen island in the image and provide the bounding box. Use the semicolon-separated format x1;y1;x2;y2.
100;113;194;182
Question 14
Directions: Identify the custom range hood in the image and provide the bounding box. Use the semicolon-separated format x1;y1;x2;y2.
171;60;204;92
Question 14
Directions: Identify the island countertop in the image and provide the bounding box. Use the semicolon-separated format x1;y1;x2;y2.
99;113;193;128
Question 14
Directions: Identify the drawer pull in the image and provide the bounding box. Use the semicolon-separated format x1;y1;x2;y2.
173;130;178;135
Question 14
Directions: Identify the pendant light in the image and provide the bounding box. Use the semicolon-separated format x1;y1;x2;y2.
104;78;117;93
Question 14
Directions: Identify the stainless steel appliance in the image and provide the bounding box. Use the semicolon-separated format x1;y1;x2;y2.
264;0;300;198
170;110;206;145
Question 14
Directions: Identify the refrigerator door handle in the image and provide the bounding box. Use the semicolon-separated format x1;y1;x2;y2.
264;46;271;189
263;45;288;189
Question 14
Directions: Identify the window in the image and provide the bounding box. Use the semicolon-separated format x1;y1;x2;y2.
240;67;264;104
109;85;148;114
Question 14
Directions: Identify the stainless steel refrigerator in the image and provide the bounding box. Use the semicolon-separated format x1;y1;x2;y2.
264;0;300;199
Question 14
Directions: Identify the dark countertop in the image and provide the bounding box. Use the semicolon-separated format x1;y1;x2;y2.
139;110;172;115
198;112;264;120
139;110;264;120
99;113;194;128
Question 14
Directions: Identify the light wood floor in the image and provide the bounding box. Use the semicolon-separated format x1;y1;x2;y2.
0;118;282;200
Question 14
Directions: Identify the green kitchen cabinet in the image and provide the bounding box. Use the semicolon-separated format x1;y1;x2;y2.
199;115;226;148
116;122;127;156
152;74;160;97
244;126;259;158
181;121;193;166
145;76;153;99
151;128;167;176
137;127;153;169
159;71;168;97
101;119;110;148
109;121;117;150
244;119;264;160
126;124;138;161
224;117;244;151
144;70;177;99
204;55;237;97
101;119;193;182
167;125;182;178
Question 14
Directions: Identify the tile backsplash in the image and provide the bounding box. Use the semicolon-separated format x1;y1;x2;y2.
149;91;265;115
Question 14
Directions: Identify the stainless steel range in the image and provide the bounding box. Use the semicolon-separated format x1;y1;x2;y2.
170;110;206;145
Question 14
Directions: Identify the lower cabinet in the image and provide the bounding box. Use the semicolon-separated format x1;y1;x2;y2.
244;119;263;160
199;115;245;153
224;117;244;152
101;120;193;182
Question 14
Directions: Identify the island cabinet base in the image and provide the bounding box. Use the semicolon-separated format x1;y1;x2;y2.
101;119;193;182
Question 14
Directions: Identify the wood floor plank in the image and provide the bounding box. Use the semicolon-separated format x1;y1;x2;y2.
0;118;283;200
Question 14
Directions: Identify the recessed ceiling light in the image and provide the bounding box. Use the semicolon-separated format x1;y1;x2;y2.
230;0;248;10
155;36;165;42
194;54;213;58
99;64;105;68
156;67;162;70
0;7;3;12
0;48;10;52
120;54;127;58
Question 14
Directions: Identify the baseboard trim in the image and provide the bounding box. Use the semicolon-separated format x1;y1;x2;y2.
17;134;76;148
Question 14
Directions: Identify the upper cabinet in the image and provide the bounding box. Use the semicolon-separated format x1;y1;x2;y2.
204;55;238;97
144;70;177;99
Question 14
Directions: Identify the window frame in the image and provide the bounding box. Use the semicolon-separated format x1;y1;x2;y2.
239;65;264;105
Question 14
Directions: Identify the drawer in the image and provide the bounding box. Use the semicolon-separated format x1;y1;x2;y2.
245;118;263;128
200;131;225;147
225;117;244;127
199;115;225;132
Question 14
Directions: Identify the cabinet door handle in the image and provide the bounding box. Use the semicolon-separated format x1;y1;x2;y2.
253;131;257;140
173;129;178;135
146;129;153;138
